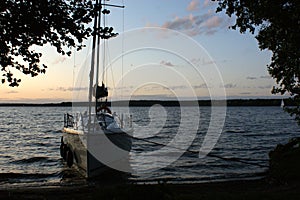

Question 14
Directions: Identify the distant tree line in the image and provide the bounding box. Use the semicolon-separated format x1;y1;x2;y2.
0;99;296;107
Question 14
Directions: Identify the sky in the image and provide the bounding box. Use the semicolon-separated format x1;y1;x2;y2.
1;0;281;103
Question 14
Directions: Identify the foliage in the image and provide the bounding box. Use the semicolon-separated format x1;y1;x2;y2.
214;0;300;123
269;137;300;182
0;0;116;87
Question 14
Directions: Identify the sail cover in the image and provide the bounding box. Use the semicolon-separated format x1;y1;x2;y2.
93;82;108;99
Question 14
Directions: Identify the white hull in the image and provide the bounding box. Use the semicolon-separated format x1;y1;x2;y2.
61;127;132;178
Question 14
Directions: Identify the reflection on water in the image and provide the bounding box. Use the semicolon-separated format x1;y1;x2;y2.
0;106;299;187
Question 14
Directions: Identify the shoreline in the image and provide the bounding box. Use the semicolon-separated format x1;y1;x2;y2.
0;98;295;107
1;178;300;199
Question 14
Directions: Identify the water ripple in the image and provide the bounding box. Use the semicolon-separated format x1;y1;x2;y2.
0;106;299;186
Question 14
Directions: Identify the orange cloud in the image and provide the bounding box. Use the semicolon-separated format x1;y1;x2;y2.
204;16;222;28
161;13;226;36
52;56;67;65
187;0;200;11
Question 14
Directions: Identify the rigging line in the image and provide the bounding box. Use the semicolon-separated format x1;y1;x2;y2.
74;39;91;102
102;3;106;84
121;0;125;101
96;0;102;87
73;47;76;89
86;36;93;59
105;42;108;87
124;134;269;168
106;44;116;100
105;3;111;88
103;37;116;104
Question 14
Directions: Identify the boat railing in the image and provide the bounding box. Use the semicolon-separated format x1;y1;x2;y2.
64;113;77;128
96;112;133;130
64;112;133;131
119;113;133;129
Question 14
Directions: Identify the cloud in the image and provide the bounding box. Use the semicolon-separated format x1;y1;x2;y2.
160;60;175;67
239;92;252;95
258;85;273;89
246;76;257;80
191;58;212;65
72;87;89;91
260;75;271;79
0;97;70;103
193;84;208;89
203;0;217;8
130;94;176;100
170;85;187;90
140;85;164;92
6;90;19;94
187;0;200;11
47;87;88;92
52;56;67;65
223;83;237;88
204;16;222;29
161;13;226;37
247;75;272;80
161;14;198;31
57;87;72;92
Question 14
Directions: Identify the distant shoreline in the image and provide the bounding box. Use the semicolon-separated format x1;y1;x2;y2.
0;98;294;107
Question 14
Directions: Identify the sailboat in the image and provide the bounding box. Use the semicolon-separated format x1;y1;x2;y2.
281;99;285;108
60;0;133;178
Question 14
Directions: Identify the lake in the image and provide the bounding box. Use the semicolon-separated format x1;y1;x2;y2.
0;106;299;188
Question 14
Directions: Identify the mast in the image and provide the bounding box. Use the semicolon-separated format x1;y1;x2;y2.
88;0;125;127
95;0;102;113
88;0;100;133
86;0;125;178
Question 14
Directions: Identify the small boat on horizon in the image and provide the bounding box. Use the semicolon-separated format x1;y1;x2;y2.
281;99;285;108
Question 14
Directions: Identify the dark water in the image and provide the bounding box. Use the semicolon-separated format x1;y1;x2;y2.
0;106;299;188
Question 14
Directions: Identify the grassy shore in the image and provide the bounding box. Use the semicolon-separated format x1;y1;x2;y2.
1;178;300;200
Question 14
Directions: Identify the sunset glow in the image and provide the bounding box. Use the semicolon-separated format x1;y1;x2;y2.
1;0;277;103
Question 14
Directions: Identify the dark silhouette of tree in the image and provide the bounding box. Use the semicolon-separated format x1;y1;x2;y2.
1;0;116;87
214;0;300;123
